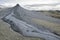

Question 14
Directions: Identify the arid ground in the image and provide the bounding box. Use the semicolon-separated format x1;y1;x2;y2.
0;10;60;40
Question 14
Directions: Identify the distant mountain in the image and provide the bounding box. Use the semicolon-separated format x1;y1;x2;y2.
25;3;60;7
0;5;7;8
24;4;60;10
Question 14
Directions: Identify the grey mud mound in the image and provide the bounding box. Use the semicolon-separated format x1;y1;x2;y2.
0;19;43;40
1;4;60;40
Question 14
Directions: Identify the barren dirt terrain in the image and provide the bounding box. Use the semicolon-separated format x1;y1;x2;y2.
0;6;60;40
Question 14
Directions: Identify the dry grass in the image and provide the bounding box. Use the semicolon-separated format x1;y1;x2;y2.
32;18;60;34
37;11;60;19
49;13;60;19
45;11;60;19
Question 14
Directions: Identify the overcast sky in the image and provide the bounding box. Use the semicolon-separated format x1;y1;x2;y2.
0;0;60;10
0;0;60;5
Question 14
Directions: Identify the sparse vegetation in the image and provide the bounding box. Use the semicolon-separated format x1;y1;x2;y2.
50;13;60;19
36;10;60;19
32;18;60;35
49;11;60;19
